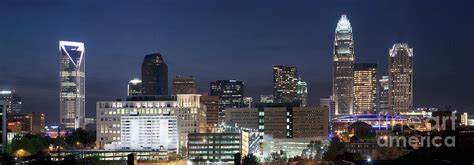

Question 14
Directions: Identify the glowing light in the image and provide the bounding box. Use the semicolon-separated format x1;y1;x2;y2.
389;43;413;57
336;14;352;33
59;41;85;67
0;91;12;94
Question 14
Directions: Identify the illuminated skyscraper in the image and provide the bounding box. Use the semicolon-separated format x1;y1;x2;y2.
378;76;389;113
389;43;413;114
333;14;355;115
273;65;298;104
127;78;142;96
210;80;244;121
142;53;168;95
59;41;85;129
296;78;308;107
353;63;377;114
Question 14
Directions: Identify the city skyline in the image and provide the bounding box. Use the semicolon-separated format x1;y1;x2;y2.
1;0;474;124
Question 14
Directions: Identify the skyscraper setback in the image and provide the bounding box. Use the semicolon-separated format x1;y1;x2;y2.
59;41;85;129
389;43;413;114
333;14;355;115
353;63;377;114
141;53;168;95
273;65;298;104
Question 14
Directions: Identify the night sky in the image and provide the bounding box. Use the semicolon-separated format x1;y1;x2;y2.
1;0;473;125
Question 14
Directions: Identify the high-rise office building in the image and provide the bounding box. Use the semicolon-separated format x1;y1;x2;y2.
59;41;85;130
353;63;377;114
389;43;413;114
0;90;22;114
127;78;142;96
200;95;219;131
173;76;197;94
320;97;335;121
273;65;298;104
296;78;308;107
210;80;244;121
378;76;390;113
142;53;168;95
333;14;355;115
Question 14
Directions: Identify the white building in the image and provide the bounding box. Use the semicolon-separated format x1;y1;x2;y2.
460;112;469;126
96;94;206;152
468;119;474;126
105;116;178;151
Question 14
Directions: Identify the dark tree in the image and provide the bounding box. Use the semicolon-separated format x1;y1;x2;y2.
65;128;96;149
10;134;48;156
242;153;259;165
323;137;346;161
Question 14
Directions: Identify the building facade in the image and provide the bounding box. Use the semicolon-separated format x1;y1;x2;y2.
96;94;206;151
210;80;244;121
0;100;6;152
105;115;178;151
378;76;390;113
173;76;197;94
0;90;22;114
333;14;355;115
8;112;45;135
320;97;336;121
353;63;377;114
296;78;308;107
200;95;219;132
188;131;249;163
225;104;329;139
127;78;142;96
59;41;85;130
273;65;298;104
142;53;168;95
389;43;414;114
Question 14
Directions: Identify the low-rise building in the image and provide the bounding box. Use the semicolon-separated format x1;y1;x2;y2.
8;112;45;135
225;104;329;139
188;131;249;163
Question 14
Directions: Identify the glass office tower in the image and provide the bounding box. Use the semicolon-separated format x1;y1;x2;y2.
210;80;244;121
273;65;298;104
389;43;413;114
333;14;355;115
353;63;377;114
59;41;85;130
142;53;168;95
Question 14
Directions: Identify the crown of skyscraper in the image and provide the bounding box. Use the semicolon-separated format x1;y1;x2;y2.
336;14;352;33
389;43;413;57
